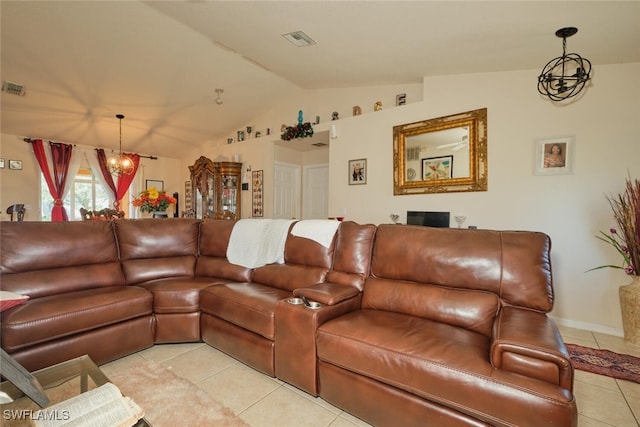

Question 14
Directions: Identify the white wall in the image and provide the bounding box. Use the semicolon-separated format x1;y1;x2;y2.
326;63;640;334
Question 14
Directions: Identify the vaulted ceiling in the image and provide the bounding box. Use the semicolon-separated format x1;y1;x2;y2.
2;1;639;158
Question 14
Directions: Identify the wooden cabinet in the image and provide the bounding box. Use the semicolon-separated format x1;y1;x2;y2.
215;162;242;219
188;157;242;220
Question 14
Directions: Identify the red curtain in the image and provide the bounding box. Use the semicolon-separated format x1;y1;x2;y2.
31;139;73;221
96;149;140;210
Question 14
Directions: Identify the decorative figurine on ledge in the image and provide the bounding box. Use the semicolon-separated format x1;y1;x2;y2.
281;110;314;141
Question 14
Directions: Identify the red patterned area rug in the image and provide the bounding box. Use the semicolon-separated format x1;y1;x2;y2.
567;343;640;383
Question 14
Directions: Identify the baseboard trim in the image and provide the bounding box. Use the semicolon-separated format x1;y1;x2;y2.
551;316;623;338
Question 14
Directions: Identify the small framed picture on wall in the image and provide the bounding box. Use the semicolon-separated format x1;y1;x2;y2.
348;159;367;185
146;179;164;190
534;136;575;175
252;170;264;217
9;160;22;170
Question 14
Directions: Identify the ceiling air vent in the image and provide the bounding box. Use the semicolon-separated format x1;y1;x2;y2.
312;142;328;147
282;31;316;47
2;81;26;96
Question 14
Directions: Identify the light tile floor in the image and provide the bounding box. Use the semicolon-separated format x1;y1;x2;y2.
100;326;640;427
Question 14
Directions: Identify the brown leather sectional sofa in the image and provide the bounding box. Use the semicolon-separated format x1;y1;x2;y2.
0;219;577;426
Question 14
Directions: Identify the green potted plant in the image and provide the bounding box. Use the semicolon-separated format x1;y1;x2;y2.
590;176;640;344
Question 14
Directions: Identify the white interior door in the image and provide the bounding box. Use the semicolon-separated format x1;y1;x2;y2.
273;162;300;219
303;164;329;219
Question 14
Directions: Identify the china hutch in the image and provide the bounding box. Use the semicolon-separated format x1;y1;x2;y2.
188;156;242;220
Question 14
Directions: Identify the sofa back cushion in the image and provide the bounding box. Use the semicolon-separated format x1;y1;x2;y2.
370;225;554;312
115;218;200;284
284;231;335;268
251;226;335;291
0;221;124;298
326;221;377;291
362;278;500;337
196;220;252;282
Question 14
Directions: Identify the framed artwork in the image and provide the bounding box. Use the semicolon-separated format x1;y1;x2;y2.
0;158;4;169
535;136;575;175
9;160;22;170
348;159;367;185
252;170;264;217
422;156;453;180
145;179;164;190
184;181;192;212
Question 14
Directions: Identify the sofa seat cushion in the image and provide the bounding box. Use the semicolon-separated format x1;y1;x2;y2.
138;277;221;314
1;286;152;352
200;283;291;339
317;309;575;426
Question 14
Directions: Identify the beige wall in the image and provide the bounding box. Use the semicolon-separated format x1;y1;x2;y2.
1;63;638;335
195;63;640;335
0;134;41;220
0;135;183;219
327;64;640;335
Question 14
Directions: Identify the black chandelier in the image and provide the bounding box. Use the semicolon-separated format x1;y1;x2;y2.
537;27;591;102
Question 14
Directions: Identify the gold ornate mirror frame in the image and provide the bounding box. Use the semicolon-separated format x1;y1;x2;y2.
393;108;488;195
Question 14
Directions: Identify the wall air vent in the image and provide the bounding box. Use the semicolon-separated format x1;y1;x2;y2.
282;31;316;47
2;81;26;96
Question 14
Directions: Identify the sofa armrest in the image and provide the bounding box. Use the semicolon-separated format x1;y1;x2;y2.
491;306;573;390
293;282;360;306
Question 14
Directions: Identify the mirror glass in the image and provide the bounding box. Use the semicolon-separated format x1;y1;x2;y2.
393;108;487;194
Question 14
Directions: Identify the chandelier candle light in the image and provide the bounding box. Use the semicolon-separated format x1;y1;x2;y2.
107;114;134;176
537;27;592;102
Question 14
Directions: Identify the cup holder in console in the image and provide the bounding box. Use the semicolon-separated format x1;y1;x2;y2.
285;297;322;309
305;301;322;310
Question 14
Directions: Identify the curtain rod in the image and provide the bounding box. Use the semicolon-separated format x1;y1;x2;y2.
23;137;157;160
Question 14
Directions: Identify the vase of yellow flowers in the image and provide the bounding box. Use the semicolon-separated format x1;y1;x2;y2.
132;187;176;218
590;177;640;344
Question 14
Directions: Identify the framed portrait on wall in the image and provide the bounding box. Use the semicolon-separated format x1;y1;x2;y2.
348;159;367;185
534;136;575;175
422;156;453;180
184;181;192;212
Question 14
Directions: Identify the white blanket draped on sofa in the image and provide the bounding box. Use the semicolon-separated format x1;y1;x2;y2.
291;220;340;249
226;219;295;268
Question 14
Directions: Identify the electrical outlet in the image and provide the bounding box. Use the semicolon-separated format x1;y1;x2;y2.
25;204;32;210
